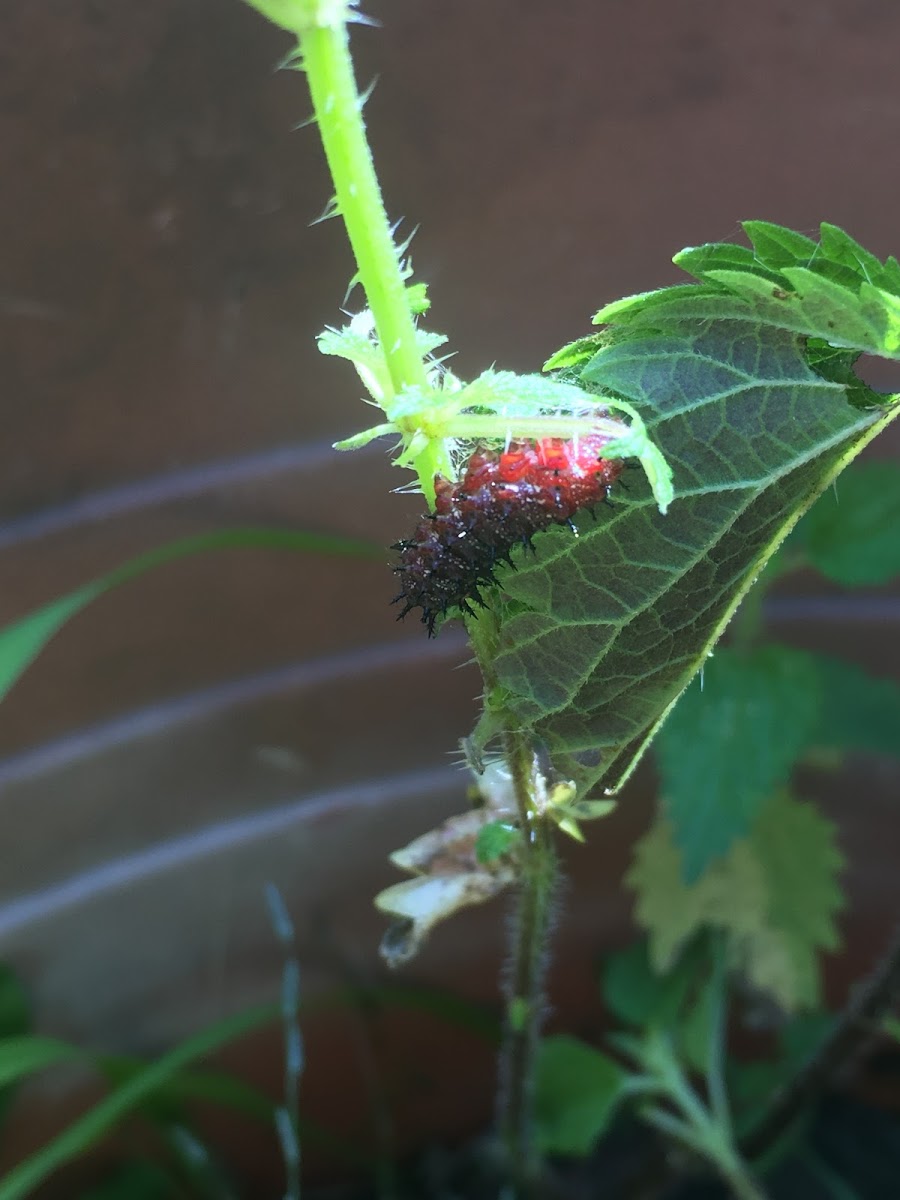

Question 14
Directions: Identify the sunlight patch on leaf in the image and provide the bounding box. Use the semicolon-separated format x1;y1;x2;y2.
628;793;843;1011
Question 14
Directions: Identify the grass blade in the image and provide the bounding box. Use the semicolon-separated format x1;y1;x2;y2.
0;1003;276;1200
0;527;382;703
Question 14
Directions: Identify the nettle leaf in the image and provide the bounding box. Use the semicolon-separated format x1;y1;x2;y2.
628;816;767;977
533;1034;626;1156
656;646;822;882
597;220;900;357
601;937;707;1031
481;224;899;803
809;655;900;760
744;793;844;1010
789;460;900;585
629;793;843;1010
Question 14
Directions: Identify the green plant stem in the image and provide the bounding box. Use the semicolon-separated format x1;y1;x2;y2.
300;21;427;401
637;1031;767;1200
497;730;558;1196
717;1161;769;1200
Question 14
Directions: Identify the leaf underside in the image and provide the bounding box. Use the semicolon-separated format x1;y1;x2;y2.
479;222;900;800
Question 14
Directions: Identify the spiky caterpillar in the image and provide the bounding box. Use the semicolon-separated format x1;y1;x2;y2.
392;435;623;635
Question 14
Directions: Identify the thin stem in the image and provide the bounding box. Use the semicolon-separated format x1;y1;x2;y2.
636;1030;767;1200
497;730;559;1196
300;21;428;400
740;920;900;1163
294;6;445;497
716;1159;769;1200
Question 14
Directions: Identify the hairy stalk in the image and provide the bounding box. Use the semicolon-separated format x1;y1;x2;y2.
741;920;900;1162
497;730;559;1196
300;19;427;396
263;0;443;496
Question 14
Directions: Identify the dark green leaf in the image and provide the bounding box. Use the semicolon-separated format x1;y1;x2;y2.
677;968;717;1075
656;647;822;881
76;1161;173;1200
809;656;900;760
534;1035;626;1156
802;340;877;410
0;527;382;703
601;938;705;1030
0;971;34;1128
0;968;30;1040
790;461;900;585
478;254;898;805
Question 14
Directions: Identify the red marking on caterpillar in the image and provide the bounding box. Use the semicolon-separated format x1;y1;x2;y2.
391;435;622;635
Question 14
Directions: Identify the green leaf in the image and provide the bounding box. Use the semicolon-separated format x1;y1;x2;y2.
0;968;33;1128
0;1003;276;1200
745;794;844;1009
534;1035;626;1156
474;821;519;864
0;528;382;704
676;969;718;1077
629;793;843;1010
809;655;900;760
0;1036;81;1090
482;232;899;803
789;461;900;585
628;817;768;977
0;968;30;1040
96;1058;275;1124
656;646;822;881
596;220;900;357
742;221;819;269
76;1161;173;1200
601;938;705;1030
